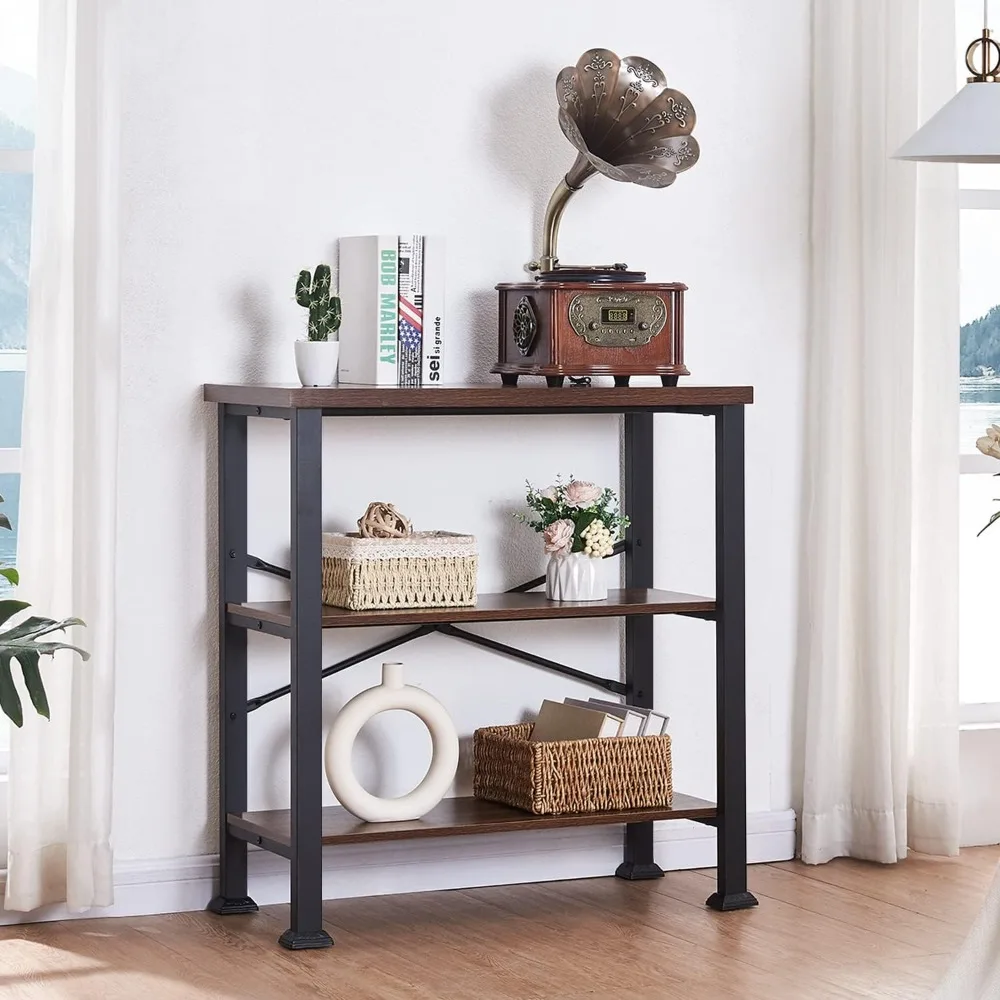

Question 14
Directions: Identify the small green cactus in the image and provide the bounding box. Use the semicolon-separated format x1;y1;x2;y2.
295;264;341;342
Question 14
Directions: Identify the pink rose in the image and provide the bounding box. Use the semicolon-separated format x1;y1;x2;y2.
543;519;575;555
564;480;602;508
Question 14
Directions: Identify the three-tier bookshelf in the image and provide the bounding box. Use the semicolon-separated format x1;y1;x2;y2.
202;382;757;951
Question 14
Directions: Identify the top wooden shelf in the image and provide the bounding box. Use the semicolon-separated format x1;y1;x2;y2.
203;382;753;415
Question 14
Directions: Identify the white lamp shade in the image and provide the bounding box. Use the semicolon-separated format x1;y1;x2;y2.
894;82;1000;162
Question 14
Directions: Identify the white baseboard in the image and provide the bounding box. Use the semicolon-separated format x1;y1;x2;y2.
0;809;795;926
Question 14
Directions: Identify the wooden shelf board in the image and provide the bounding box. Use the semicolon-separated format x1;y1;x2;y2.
203;382;753;412
228;794;717;849
228;589;715;630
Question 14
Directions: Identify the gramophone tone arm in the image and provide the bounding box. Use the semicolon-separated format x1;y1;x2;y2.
529;152;595;274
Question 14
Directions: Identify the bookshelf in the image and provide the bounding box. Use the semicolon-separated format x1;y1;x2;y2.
202;382;758;950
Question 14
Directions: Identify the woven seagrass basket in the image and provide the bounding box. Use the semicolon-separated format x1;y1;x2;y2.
321;531;477;610
473;723;673;815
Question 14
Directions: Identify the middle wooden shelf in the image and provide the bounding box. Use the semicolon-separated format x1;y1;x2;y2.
227;588;716;632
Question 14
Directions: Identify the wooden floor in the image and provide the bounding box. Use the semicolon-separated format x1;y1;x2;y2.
0;849;997;999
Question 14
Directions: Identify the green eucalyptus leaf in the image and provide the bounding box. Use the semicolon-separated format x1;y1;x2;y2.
0;655;23;727
0;568;17;586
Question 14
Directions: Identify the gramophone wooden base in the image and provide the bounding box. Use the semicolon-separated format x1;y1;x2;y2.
494;281;688;386
494;367;686;388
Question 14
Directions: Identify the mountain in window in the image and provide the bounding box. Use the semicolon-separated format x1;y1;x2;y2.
961;306;1000;377
0;66;35;135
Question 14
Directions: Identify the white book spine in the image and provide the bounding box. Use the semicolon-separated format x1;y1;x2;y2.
376;234;398;386
421;235;445;384
338;234;399;385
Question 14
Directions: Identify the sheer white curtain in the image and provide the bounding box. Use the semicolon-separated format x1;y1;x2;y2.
800;0;961;864
5;0;121;911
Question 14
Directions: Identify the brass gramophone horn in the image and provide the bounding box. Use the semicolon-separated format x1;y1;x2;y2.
531;48;700;274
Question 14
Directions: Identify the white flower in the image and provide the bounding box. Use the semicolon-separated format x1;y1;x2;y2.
539;486;558;502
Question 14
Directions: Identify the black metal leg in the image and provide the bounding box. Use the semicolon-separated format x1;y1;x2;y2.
614;375;631;387
706;404;758;911
208;409;259;916
616;411;664;881
278;408;334;950
545;375;565;387
500;373;518;386
661;375;679;387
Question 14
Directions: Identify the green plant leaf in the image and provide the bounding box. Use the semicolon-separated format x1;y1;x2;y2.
1;615;85;644
0;656;22;727
0;567;17;586
15;650;49;719
0;512;10;532
572;509;599;549
0;600;30;628
0;615;89;726
978;510;1000;537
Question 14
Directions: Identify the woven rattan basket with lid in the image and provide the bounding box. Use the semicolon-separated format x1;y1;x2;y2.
473;723;673;815
321;531;477;610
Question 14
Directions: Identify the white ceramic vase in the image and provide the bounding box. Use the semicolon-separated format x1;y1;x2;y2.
294;339;340;387
545;551;607;602
324;662;459;823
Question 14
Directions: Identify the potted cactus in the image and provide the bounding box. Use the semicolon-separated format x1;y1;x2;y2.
294;264;342;387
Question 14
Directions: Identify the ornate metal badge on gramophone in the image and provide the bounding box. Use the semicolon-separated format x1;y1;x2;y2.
493;48;699;387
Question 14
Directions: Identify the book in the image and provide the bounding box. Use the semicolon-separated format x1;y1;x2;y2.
587;698;670;736
338;235;398;385
564;697;643;736
397;236;424;387
421;235;445;385
529;699;622;742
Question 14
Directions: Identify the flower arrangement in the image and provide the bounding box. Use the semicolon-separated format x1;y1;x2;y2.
517;476;629;558
976;424;1000;536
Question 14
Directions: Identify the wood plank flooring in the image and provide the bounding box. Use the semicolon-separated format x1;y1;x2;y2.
0;849;996;999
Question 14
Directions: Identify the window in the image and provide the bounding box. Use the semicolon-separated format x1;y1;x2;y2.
0;0;37;598
958;0;1000;717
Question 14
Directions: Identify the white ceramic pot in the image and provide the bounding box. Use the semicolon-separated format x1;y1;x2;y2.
294;339;340;387
324;662;459;823
545;551;607;602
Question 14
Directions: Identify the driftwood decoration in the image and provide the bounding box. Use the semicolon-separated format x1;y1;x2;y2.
357;502;412;539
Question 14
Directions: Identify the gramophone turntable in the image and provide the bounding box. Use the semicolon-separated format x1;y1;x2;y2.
493;48;699;387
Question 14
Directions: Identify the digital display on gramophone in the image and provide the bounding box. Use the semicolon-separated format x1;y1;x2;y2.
601;307;635;325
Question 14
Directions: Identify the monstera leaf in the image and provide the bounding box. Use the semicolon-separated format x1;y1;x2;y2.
0;599;89;727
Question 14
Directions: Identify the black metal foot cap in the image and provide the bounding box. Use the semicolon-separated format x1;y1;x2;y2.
278;928;335;950
706;890;759;911
207;894;259;916
615;861;665;881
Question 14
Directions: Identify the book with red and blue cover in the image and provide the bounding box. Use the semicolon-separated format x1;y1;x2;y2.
397;236;424;387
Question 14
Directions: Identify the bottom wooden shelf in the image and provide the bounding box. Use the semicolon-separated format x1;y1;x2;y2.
228;794;717;854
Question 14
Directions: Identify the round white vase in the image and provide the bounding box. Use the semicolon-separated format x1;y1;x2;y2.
324;662;459;823
545;551;608;602
294;339;340;387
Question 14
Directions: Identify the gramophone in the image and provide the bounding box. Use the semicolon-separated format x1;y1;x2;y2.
493;48;699;387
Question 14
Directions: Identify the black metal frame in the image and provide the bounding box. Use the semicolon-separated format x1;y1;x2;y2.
210;396;757;950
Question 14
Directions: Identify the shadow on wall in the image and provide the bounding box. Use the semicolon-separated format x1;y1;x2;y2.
233;284;277;383
484;64;566;251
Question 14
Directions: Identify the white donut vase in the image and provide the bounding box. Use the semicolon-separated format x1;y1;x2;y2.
324;662;459;823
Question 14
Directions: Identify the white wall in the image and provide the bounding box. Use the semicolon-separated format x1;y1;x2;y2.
112;0;809;888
